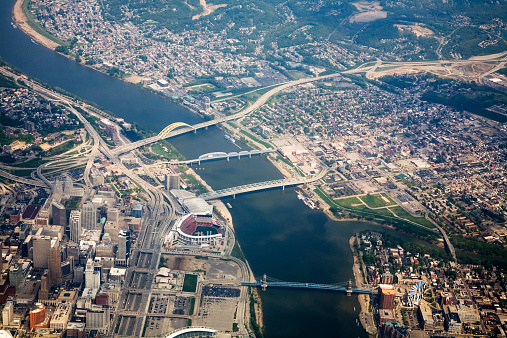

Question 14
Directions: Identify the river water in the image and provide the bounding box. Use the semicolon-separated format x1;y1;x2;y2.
1;2;375;336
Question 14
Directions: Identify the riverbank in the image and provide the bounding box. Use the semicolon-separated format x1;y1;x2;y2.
350;235;377;337
184;168;264;334
13;0;59;50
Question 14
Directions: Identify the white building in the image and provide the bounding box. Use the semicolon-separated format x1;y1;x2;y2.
85;259;101;289
86;305;110;333
81;202;97;230
2;301;13;325
69;210;81;243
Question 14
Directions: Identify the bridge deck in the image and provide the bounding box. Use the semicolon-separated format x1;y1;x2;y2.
241;281;373;294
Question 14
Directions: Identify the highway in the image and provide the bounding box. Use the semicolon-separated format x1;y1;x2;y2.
0;67;177;337
111;72;345;155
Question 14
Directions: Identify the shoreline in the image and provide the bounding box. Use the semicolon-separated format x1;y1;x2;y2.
350;235;377;337
12;0;59;50
11;4;365;334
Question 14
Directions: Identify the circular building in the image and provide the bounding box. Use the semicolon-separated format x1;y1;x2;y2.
175;214;225;246
164;327;217;338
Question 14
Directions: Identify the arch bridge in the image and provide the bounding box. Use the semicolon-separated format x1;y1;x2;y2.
158;122;196;139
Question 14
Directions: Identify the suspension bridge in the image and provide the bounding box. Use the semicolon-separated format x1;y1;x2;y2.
241;275;374;295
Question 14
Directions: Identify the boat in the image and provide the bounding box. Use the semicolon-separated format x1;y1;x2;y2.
296;190;317;209
11;22;17;29
226;203;232;209
224;134;236;143
30;38;38;45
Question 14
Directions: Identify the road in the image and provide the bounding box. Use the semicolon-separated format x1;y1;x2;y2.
0;67;178;337
112;72;345;155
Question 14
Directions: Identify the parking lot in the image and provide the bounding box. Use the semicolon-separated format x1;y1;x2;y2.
195;286;241;332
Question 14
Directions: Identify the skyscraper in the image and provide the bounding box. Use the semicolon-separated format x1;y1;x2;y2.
32;235;51;268
69;210;81;243
39;270;49;300
85;259;101;289
63;176;73;197
51;201;66;227
116;231;128;266
48;240;63;287
81;202;97;230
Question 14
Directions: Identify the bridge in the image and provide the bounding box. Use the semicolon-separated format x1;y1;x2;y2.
241;275;374;295
0;168;47;187
181;149;275;165
158;122;195;139
111;72;344;156
200;177;305;200
200;168;328;200
112;117;238;156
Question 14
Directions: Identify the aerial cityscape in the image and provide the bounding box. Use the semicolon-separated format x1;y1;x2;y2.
0;0;507;337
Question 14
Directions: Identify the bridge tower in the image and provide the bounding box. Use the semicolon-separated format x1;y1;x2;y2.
261;274;267;291
347;279;352;296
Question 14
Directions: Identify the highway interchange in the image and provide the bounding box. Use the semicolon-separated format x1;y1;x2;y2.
2;52;497;334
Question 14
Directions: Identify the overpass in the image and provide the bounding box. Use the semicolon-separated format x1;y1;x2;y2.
181;149;275;165
111;72;344;156
0;168;47;187
241;275;374;295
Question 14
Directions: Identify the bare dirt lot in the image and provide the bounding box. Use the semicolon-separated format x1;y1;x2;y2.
349;11;387;23
395;23;434;38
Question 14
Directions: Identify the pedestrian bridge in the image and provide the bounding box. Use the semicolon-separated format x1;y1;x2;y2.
181;149;275;165
241;275;374;294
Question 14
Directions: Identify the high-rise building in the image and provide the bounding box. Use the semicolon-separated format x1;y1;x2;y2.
379;284;396;310
52;201;67;227
8;263;24;291
131;204;143;218
39;270;50;300
116;231;128;266
24;120;35;132
32;235;51;268
48;242;63;287
29;303;46;329
203;96;211;112
165;174;180;190
81;202;97;230
90;169;104;187
86;305;110;333
2;301;13;325
69;210;81;243
85;259;101;289
106;208;120;224
64;176;73;197
74;266;84;285
50;302;72;330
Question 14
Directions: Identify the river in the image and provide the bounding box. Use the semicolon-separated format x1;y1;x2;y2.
1;1;373;336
